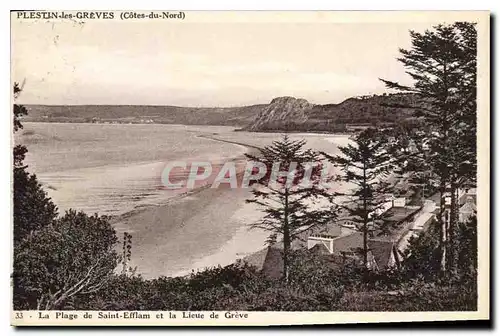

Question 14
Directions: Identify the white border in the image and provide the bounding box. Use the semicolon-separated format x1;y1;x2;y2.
2;1;496;334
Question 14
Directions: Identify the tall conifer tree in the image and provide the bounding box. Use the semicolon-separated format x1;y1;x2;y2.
322;128;393;271
246;135;335;282
381;22;477;273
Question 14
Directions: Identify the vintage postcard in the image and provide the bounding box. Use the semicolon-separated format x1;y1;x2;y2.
10;10;490;326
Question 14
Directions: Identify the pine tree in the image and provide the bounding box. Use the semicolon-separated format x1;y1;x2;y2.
12;83;58;244
322;128;393;271
380;22;477;274
245;135;335;282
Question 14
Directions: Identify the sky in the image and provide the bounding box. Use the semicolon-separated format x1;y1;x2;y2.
11;13;455;107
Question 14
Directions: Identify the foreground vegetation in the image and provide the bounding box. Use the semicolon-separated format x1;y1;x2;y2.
14;232;478;311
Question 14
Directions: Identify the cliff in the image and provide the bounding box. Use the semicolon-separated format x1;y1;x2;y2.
243;93;416;132
245;96;313;131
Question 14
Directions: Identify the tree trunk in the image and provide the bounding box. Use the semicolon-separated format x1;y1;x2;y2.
438;183;447;274
362;165;368;272
283;189;290;283
363;213;368;269
448;183;458;275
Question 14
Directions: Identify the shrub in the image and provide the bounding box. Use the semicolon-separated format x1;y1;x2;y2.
13;210;119;310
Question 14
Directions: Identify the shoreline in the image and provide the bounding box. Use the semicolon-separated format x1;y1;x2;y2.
111;134;266;278
110;133;261;224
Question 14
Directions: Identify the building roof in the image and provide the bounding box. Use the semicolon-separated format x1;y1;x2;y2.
328;232;395;269
242;245;284;279
309;243;331;256
292;219;342;249
467;188;477;195
368;239;396;269
308;221;342;238
382;206;420;223
375;206;421;241
242;246;269;269
460;201;477;214
330;232;364;255
421;215;436;232
290;233;309;249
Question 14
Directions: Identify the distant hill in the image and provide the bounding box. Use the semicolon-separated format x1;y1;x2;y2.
23;104;266;127
244;93;417;132
23;93;416;131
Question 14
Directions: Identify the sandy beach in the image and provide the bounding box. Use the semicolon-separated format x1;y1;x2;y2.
113;182;269;278
111;137;268;278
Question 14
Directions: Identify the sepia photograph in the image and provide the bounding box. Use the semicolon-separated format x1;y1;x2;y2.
10;10;489;326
